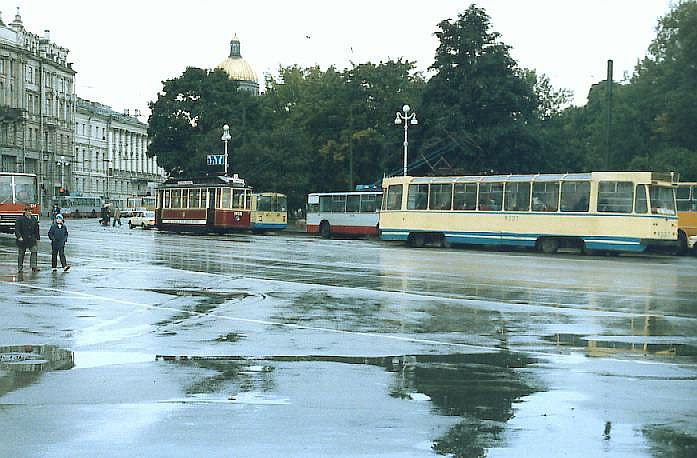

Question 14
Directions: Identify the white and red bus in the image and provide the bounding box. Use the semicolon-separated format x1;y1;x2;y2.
0;172;40;233
306;190;382;238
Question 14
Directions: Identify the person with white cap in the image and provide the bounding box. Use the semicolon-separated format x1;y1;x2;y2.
48;213;70;272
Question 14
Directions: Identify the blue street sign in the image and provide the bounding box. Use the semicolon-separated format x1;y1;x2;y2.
207;155;225;166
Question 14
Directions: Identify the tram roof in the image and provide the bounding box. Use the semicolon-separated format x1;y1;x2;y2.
158;175;250;189
408;173;592;184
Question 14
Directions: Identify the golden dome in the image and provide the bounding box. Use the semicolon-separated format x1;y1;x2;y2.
216;34;258;83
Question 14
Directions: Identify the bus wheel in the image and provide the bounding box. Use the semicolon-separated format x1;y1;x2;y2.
538;238;559;254
408;233;426;248
319;221;331;238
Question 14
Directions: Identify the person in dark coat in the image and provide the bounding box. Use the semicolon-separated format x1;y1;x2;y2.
15;205;40;273
48;214;70;272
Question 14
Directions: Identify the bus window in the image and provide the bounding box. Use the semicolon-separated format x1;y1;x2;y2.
504;182;530;211
331;195;346;212
359;194;379;213
532;182;559;211
676;185;695;211
560;181;589;212
346;195;360;213
407;184;428;210
478;183;503;211
635;184;648;214
597;181;633;213
0;176;11;203
385;184;403;210
453;183;476;210
429;184;452;210
649;185;676;215
319;196;332;212
277;195;288;212
14;177;37;204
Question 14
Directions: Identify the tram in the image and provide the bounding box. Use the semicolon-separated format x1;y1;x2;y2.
379;171;678;254
0;172;40;233
250;192;288;232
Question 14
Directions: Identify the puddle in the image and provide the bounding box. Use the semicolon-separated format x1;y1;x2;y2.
73;351;154;369
0;345;74;398
545;333;697;359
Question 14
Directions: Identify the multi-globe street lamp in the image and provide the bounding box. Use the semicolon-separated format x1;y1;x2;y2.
394;104;418;176
221;124;232;177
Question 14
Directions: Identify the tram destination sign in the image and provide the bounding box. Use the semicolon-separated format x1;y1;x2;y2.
207;155;225;166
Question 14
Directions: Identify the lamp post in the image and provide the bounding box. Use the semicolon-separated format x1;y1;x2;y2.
221;124;232;177
394;104;418;176
56;155;69;195
103;158;111;200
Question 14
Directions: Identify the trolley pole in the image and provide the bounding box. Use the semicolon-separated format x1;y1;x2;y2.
221;124;231;177
394;104;418;176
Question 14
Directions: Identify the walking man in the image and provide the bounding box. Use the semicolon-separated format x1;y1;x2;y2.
48;214;70;272
15;205;40;273
112;206;122;227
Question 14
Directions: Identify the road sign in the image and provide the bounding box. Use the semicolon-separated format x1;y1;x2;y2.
207;155;225;166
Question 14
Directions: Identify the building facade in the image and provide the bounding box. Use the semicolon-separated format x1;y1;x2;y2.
0;8;76;210
74;98;165;205
0;8;166;212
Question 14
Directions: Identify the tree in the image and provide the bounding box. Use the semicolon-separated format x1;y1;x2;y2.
419;5;541;174
147;67;258;176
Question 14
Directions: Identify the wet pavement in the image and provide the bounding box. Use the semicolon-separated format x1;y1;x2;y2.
1;219;696;457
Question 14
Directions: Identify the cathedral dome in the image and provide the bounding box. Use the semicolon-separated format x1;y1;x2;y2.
216;35;259;88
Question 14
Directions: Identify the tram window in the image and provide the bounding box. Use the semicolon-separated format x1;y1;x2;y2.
597;181;633;213
429;184;452;210
319;196;332;212
278;195;288;212
233;189;245;208
453;183;476;210
407;184;428;210
331;195;346;212
385;185;403;210
635;184;648;213
163;191;171;209
346;195;360;213
478;183;503;211
504;182;531;211
560;181;590;212
171;189;182;208
245;193;251;210
182;189;190;208
221;188;232;208
649;185;676;215
190;189;201;208
532;182;559;211
360;194;379;213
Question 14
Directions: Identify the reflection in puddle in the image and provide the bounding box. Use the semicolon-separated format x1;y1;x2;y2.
157;351;540;456
0;344;74;398
643;425;697;457
546;333;697;360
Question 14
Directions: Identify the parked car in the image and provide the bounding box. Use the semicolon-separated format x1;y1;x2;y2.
128;210;155;229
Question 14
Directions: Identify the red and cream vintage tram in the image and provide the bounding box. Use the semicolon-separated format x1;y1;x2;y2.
155;175;252;233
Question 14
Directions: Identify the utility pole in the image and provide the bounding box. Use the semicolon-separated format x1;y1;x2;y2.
606;59;613;170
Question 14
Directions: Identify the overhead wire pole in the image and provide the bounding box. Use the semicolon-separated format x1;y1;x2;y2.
606;59;613;170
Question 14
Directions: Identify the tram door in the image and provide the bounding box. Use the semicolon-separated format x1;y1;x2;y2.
207;188;216;227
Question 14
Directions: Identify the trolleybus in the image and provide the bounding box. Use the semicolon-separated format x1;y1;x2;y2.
306;190;382;238
0;172;40;233
250;192;288;232
676;182;697;253
52;196;103;218
379;171;678;254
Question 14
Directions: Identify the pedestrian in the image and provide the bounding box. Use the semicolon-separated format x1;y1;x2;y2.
15;205;40;273
100;204;110;226
48;214;70;272
112;206;122;227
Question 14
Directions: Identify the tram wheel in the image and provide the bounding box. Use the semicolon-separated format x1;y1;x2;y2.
408;233;426;248
538;238;559;254
319;221;331;239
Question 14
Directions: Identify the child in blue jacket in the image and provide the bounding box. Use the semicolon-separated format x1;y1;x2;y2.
48;214;71;272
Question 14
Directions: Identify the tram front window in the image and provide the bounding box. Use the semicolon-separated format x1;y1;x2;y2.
649;185;676;215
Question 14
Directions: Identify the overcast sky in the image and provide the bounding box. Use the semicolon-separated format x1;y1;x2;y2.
6;0;675;119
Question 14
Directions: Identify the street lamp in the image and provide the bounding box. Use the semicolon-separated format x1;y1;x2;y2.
56;155;69;195
103;158;111;200
221;124;232;177
394;104;418;176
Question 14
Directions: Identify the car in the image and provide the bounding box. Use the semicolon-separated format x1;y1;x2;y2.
128;210;155;229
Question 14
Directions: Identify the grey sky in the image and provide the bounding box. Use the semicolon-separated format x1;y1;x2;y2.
8;0;674;119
